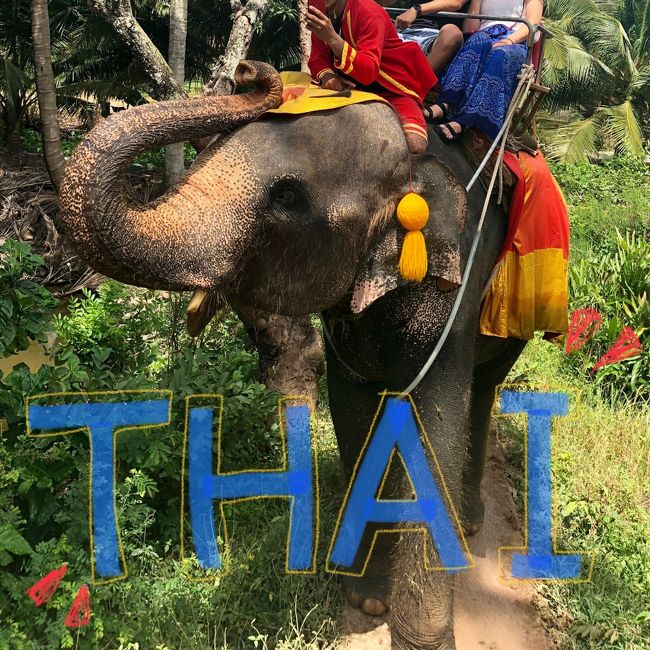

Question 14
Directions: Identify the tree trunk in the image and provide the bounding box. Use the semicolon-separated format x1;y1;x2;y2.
4;109;23;154
165;0;188;188
87;0;187;101
297;0;311;73
205;0;272;96
30;0;66;191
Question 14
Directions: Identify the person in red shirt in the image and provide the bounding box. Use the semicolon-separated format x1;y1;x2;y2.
306;0;438;154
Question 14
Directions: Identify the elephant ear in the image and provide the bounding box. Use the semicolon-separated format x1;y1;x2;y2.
351;155;467;314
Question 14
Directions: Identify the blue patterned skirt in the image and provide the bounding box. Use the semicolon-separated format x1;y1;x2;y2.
437;24;527;140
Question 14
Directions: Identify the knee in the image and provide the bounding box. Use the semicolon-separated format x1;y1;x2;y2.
437;24;464;52
406;133;427;154
468;31;492;47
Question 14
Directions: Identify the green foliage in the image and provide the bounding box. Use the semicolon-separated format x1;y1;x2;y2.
568;231;649;403
2;0;300;146
498;156;650;648
541;0;649;160
501;338;650;649
0;240;58;358
0;241;342;648
549;156;650;258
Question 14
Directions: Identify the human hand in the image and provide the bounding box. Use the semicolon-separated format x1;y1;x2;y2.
306;6;338;45
492;38;514;48
395;7;417;30
321;73;355;90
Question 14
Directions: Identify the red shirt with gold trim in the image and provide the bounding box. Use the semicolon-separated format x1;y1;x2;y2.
308;0;437;103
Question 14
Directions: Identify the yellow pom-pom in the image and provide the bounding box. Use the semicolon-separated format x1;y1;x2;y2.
396;192;429;231
399;230;428;282
396;192;429;282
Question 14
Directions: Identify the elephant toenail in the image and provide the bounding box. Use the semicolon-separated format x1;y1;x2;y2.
361;597;387;616
345;587;363;609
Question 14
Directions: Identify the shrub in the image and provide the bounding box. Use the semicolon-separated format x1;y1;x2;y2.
567;230;649;403
0;241;302;648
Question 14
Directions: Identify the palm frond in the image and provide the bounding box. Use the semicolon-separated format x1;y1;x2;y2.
0;56;31;115
630;64;650;103
546;115;601;162
598;101;645;155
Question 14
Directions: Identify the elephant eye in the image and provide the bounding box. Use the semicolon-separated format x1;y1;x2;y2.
271;180;303;210
278;188;296;204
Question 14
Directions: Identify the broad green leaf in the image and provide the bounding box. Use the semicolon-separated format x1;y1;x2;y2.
0;524;32;556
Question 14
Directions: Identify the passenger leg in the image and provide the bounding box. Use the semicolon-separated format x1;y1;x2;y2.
426;24;464;76
387;95;429;154
451;43;527;141
405;132;428;154
435;31;493;115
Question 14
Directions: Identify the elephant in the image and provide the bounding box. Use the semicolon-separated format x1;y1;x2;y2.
59;61;528;649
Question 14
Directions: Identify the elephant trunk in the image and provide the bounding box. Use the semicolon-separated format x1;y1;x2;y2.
59;61;282;290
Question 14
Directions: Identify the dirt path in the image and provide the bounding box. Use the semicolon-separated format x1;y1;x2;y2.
339;430;551;650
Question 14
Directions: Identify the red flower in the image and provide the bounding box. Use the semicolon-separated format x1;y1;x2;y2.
592;326;643;373
566;308;602;355
64;584;91;628
25;564;68;606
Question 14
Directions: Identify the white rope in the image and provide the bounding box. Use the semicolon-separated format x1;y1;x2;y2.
320;65;536;394
400;64;535;396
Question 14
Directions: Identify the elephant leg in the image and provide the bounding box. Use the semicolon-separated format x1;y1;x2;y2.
237;307;325;404
389;378;471;650
462;336;526;536
326;350;395;617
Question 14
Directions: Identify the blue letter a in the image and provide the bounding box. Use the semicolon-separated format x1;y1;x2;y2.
327;396;471;575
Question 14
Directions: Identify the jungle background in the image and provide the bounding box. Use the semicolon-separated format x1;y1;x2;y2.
0;0;648;648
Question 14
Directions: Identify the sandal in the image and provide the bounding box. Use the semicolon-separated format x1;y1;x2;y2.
433;121;465;144
423;102;449;124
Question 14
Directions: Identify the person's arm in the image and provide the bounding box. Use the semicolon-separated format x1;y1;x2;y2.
463;0;481;34
306;6;385;87
308;26;338;85
492;0;543;47
395;0;466;31
306;6;355;90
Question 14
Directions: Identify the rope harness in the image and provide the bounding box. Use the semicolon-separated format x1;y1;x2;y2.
321;64;537;395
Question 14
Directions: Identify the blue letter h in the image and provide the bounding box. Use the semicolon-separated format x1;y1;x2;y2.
188;403;314;572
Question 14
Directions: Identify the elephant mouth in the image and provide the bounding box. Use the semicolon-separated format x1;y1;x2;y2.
186;290;226;337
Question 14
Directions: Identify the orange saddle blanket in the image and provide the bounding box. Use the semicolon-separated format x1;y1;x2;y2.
479;151;570;340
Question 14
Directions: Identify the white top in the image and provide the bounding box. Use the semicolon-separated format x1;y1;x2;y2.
479;0;525;31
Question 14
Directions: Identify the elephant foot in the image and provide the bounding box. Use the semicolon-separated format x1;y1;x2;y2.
461;487;485;537
392;631;455;650
342;574;389;617
391;613;455;650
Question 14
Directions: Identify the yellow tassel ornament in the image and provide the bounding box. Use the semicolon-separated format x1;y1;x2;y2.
396;192;429;282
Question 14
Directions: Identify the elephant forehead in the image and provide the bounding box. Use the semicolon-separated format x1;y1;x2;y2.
183;141;259;207
254;104;407;178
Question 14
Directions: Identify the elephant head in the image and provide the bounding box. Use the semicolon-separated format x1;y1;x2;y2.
59;61;467;317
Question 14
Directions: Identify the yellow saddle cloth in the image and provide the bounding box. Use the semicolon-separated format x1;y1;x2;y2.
265;72;387;115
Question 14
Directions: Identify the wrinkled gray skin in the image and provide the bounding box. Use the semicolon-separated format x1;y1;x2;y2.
59;62;526;650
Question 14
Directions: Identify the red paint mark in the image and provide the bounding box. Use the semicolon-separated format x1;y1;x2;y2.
592;326;643;373
25;564;67;606
64;584;91;628
566;308;602;354
282;86;306;103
